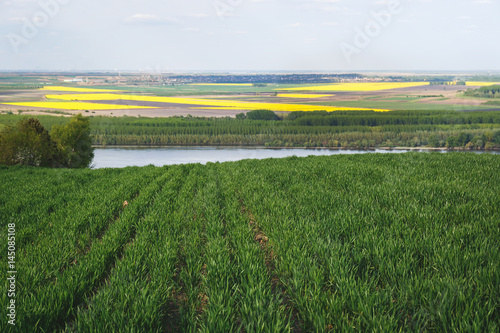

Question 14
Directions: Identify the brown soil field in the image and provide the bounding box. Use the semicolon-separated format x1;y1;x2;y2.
0;85;496;117
85;100;213;108
79;108;244;118
0;106;244;118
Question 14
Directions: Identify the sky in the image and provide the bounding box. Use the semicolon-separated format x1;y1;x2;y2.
0;0;498;72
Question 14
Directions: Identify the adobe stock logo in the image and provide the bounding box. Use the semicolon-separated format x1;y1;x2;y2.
213;0;243;20
7;0;73;53
340;0;404;63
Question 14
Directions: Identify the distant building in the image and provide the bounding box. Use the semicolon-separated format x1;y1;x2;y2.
63;78;83;83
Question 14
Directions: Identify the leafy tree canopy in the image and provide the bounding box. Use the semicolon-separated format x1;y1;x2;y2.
0;114;94;168
246;109;279;121
51;114;94;168
0;117;58;167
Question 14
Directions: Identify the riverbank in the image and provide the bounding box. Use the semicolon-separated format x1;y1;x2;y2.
91;144;500;152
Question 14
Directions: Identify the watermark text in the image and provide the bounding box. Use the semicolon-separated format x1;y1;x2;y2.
340;0;403;63
7;223;16;326
7;0;73;53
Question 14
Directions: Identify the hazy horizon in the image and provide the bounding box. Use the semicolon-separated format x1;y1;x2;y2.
1;0;499;72
1;70;500;77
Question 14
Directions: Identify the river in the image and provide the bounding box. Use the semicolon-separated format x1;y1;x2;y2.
90;147;499;169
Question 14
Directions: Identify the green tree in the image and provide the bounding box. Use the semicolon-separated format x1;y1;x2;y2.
427;134;440;147
446;135;458;148
0;117;59;167
246;109;279;121
494;130;500;144
484;131;494;143
457;132;472;147
51;114;94;168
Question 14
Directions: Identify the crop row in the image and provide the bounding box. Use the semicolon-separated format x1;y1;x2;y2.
1;165;170;331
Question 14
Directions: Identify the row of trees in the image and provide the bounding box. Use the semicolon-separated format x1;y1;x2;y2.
0;85;44;90
90;129;500;149
81;110;500;137
0;114;94;168
429;81;466;85
443;131;500;149
464;85;500;98
286;110;500;126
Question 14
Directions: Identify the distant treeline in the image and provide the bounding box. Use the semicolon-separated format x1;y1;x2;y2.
286;110;500;126
166;73;360;84
1;110;499;149
429;81;466;85
464;85;500;98
0;84;44;89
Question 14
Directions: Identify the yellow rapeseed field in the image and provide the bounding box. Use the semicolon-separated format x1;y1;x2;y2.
282;82;430;92
4;101;157;110
465;82;500;86
44;93;390;112
277;94;332;98
40;86;122;92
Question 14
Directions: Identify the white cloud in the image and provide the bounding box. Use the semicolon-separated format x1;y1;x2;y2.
287;22;305;28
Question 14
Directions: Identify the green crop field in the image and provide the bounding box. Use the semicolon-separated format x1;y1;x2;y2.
1;153;499;332
87;84;288;96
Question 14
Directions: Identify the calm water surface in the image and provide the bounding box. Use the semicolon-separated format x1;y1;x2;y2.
91;147;498;169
